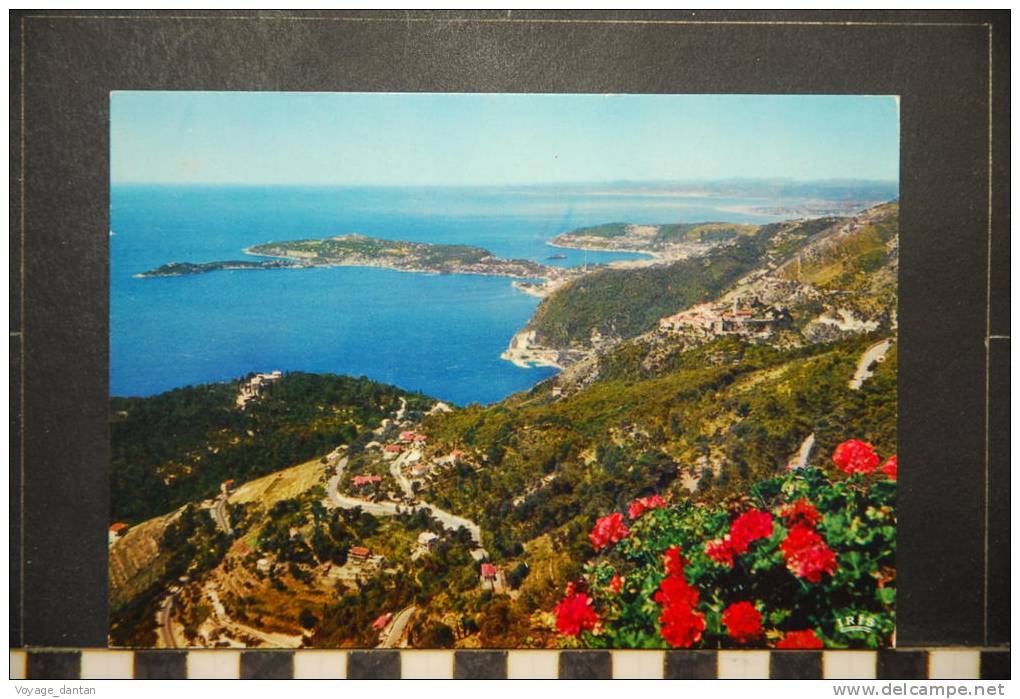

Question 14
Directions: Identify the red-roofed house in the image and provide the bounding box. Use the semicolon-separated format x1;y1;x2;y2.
350;546;371;560
352;474;382;487
109;522;129;545
383;444;403;455
398;431;417;442
479;562;506;593
372;612;392;631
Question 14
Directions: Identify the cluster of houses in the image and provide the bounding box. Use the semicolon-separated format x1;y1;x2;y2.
235;370;283;409
658;297;792;339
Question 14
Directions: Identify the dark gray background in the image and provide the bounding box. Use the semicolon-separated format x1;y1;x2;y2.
9;10;1010;649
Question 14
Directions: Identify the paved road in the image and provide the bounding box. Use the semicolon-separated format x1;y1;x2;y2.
377;605;416;648
211;496;233;535
790;433;815;470
207;586;302;648
327;454;481;544
155;593;178;649
850;338;893;390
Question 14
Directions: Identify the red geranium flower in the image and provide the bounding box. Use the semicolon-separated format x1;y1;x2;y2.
832;439;880;475
628;494;667;519
609;575;623;594
881;455;897;481
705;538;735;567
721;601;763;644
663;546;689;577
553;593;599;636
588;512;629;551
780;523;838;583
658;601;706;648
654;573;700;609
776;629;824;649
728;509;774;554
780;498;822;527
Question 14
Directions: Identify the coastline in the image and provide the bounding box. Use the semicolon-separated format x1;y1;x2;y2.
545;239;663;260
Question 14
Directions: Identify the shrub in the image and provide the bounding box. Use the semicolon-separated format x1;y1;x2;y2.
550;440;896;649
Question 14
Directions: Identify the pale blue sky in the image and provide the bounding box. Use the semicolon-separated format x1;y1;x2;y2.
110;92;899;186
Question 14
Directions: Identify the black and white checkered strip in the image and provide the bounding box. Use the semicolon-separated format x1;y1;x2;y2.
9;649;1010;680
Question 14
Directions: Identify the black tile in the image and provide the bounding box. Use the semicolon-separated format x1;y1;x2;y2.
877;651;928;679
980;651;1010;680
770;651;822;679
664;651;717;679
559;650;611;680
454;650;507;679
347;650;400;679
988;339;1010;646
240;651;294;679
134;650;187;679
26;651;80;680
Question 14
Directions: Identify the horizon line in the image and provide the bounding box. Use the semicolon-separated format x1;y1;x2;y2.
110;176;901;189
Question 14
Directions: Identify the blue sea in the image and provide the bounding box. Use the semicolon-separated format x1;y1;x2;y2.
110;185;785;405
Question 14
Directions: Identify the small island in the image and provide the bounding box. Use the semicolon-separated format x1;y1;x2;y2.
138;234;556;280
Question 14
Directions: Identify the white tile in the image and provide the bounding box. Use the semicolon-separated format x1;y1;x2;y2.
80;650;134;679
824;651;877;679
718;650;770;679
507;650;560;679
929;650;981;679
10;651;27;680
186;650;240;679
293;650;347;679
612;650;665;679
400;650;454;679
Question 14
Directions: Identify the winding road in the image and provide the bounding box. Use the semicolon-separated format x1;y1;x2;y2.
210;496;232;535
326;452;481;544
155;592;179;648
850;338;893;390
377;605;417;648
206;586;303;648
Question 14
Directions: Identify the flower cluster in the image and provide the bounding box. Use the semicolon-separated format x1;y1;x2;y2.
780;498;822;527
832;439;881;475
704;509;774;567
628;494;667;520
780;523;839;583
881;455;897;481
552;438;896;650
554;590;599;636
776;629;824;649
588;512;630;551
721;601;763;644
653;547;705;648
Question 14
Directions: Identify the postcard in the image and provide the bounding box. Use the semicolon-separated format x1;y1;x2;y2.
107;92;899;650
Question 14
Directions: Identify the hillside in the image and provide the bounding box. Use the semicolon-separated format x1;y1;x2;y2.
111;372;434;524
528;216;842;349
110;204;898;650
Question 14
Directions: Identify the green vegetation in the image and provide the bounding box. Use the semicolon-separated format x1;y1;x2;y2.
653;222;759;244
109;504;230;647
111;372;433;524
137;260;295;277
251;234;494;268
572;464;896;649
530;221;792;346
423;334;895;567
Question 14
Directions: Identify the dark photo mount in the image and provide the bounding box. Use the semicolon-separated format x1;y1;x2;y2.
10;10;1008;655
